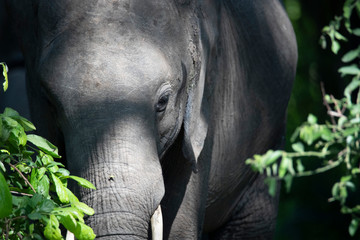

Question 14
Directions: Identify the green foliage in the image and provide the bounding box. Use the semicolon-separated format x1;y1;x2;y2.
0;64;96;239
247;0;360;237
0;62;8;92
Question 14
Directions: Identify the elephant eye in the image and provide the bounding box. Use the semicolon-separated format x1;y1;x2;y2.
156;93;170;112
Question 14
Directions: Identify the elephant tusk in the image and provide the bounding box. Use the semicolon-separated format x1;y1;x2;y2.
66;231;75;240
151;205;163;240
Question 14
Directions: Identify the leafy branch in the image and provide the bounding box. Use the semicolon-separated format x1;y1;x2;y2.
1;64;96;239
247;0;360;237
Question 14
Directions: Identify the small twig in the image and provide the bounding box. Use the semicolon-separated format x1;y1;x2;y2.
341;103;347;114
328;110;344;117
7;162;36;194
296;160;342;177
5;215;28;240
285;151;330;158
5;218;9;240
9;216;28;222
10;191;33;197
330;94;344;117
320;82;337;128
17;232;23;240
337;148;348;158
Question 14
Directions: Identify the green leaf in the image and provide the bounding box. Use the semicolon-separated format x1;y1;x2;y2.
339;65;360;76
332;183;340;198
3;107;20;118
67;176;96;190
279;157;291;178
0;62;8;92
300;125;321;145
292;142;304;153
37;167;47;180
73;221;96;240
51;173;69;203
345;181;355;191
2;116;27;147
46;162;65;168
334;31;347;41
30;167;39;190
353;28;360;36
349;218;359;236
17;116;36;132
39;198;55;213
0;161;5;172
57;168;70;177
322;26;330;33
58;213;77;233
73;202;95;216
342;47;360;62
44;214;62;240
65;188;79;203
28;212;43;220
284;175;293;193
350;117;360;124
29;223;34;235
12;195;28;208
341;186;349;203
53;207;84;222
319;35;327;49
0;149;10;155
37;175;50;197
343;0;353;19
345;18;351;33
263;150;282;166
264;177;277;197
0;171;12;218
338;116;347;127
307;114;317;124
341;175;352;182
27;134;61;158
272;164;278;176
347;135;354;145
320;126;334;141
342;127;359;137
40;151;54;165
331;39;340;54
28;193;43;209
344;80;360;105
296;159;305;173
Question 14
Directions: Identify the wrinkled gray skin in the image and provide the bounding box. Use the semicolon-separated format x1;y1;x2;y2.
5;0;297;239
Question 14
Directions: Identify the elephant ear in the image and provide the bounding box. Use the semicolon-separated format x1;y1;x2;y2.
182;41;208;173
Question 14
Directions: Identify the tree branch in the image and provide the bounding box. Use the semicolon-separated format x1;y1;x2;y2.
320;82;337;128
7;162;36;194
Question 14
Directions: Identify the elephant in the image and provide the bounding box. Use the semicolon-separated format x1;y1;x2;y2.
4;0;297;239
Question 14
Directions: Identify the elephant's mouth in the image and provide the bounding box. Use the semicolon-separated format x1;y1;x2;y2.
65;205;163;240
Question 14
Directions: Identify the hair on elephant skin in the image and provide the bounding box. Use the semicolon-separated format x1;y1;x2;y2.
4;0;297;239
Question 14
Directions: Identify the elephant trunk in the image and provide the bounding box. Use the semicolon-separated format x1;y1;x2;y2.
66;207;162;240
64;117;165;239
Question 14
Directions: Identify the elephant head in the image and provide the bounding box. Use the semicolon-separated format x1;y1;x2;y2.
6;0;208;238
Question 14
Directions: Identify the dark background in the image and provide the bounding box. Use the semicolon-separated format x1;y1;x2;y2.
275;0;359;239
0;0;358;239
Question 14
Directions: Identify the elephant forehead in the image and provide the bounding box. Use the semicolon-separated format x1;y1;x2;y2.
38;0;186;52
39;39;176;107
83;41;174;89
